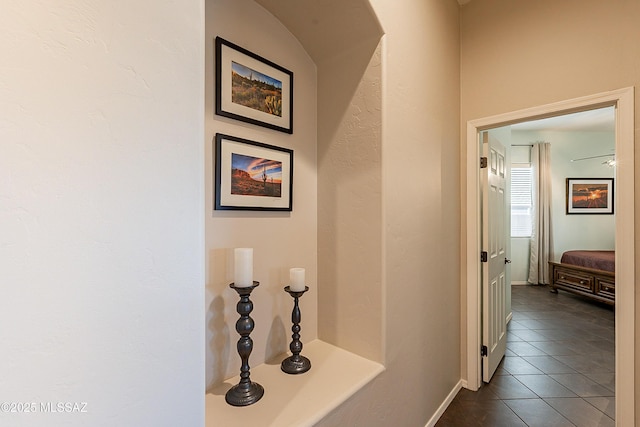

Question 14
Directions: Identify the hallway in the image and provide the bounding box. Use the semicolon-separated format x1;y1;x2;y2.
436;285;615;426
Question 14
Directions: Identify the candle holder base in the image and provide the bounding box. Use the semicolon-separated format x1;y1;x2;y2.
225;382;264;407
281;355;311;375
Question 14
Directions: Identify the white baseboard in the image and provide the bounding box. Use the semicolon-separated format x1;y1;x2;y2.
511;281;529;285
424;379;463;427
506;311;513;324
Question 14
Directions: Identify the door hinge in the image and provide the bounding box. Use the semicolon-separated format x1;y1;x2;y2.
480;157;488;169
481;345;488;357
481;251;488;262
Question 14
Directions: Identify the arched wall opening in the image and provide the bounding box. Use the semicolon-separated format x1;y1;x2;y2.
205;1;385;424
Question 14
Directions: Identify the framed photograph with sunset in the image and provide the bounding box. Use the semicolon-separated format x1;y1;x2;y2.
215;37;293;134
215;134;293;211
566;178;614;214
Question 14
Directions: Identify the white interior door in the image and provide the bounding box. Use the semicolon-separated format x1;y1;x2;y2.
482;131;507;382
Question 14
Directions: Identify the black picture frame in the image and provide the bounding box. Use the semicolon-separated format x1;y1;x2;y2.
215;133;293;211
566;178;614;214
215;37;293;134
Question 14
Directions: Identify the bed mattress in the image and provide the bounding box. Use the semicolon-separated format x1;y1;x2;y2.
560;250;615;272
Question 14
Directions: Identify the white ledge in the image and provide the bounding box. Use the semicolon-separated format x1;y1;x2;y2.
206;339;384;427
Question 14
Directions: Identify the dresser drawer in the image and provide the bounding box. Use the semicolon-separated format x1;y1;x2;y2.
596;278;615;300
554;268;594;293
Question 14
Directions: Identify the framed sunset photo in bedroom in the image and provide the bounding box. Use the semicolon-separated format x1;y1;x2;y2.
566;178;614;214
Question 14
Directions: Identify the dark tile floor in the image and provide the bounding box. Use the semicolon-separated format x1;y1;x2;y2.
436;285;615;427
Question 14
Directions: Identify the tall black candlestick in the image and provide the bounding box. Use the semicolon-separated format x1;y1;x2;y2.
281;286;311;374
225;282;264;406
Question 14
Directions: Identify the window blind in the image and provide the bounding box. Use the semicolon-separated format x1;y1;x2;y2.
511;166;533;237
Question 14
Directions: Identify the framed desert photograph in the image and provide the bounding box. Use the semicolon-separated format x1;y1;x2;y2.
215;37;293;134
215;134;293;211
566;178;614;214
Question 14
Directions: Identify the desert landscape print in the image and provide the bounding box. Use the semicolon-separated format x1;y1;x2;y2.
231;61;282;117
231;153;282;197
571;183;609;208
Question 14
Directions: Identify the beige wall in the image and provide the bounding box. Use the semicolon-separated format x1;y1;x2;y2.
316;0;462;425
205;0;318;389
460;0;640;415
207;1;461;424
317;40;384;363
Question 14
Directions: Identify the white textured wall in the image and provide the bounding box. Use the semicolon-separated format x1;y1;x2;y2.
0;1;204;426
205;0;318;389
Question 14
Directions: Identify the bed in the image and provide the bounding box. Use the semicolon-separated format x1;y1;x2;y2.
548;250;615;305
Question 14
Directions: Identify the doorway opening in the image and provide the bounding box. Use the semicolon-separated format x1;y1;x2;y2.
464;88;635;424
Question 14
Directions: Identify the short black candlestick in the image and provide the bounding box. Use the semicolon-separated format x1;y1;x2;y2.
281;286;311;374
225;282;264;406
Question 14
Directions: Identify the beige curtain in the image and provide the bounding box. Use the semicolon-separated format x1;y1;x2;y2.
528;142;553;284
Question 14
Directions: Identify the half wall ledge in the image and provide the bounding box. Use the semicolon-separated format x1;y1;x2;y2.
206;339;384;426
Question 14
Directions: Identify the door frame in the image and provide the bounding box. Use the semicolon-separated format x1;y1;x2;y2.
464;87;635;424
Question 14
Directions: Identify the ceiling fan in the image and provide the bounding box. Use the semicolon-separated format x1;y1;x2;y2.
571;153;616;167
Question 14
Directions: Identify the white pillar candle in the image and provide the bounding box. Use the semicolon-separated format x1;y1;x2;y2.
289;268;306;292
234;248;253;287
